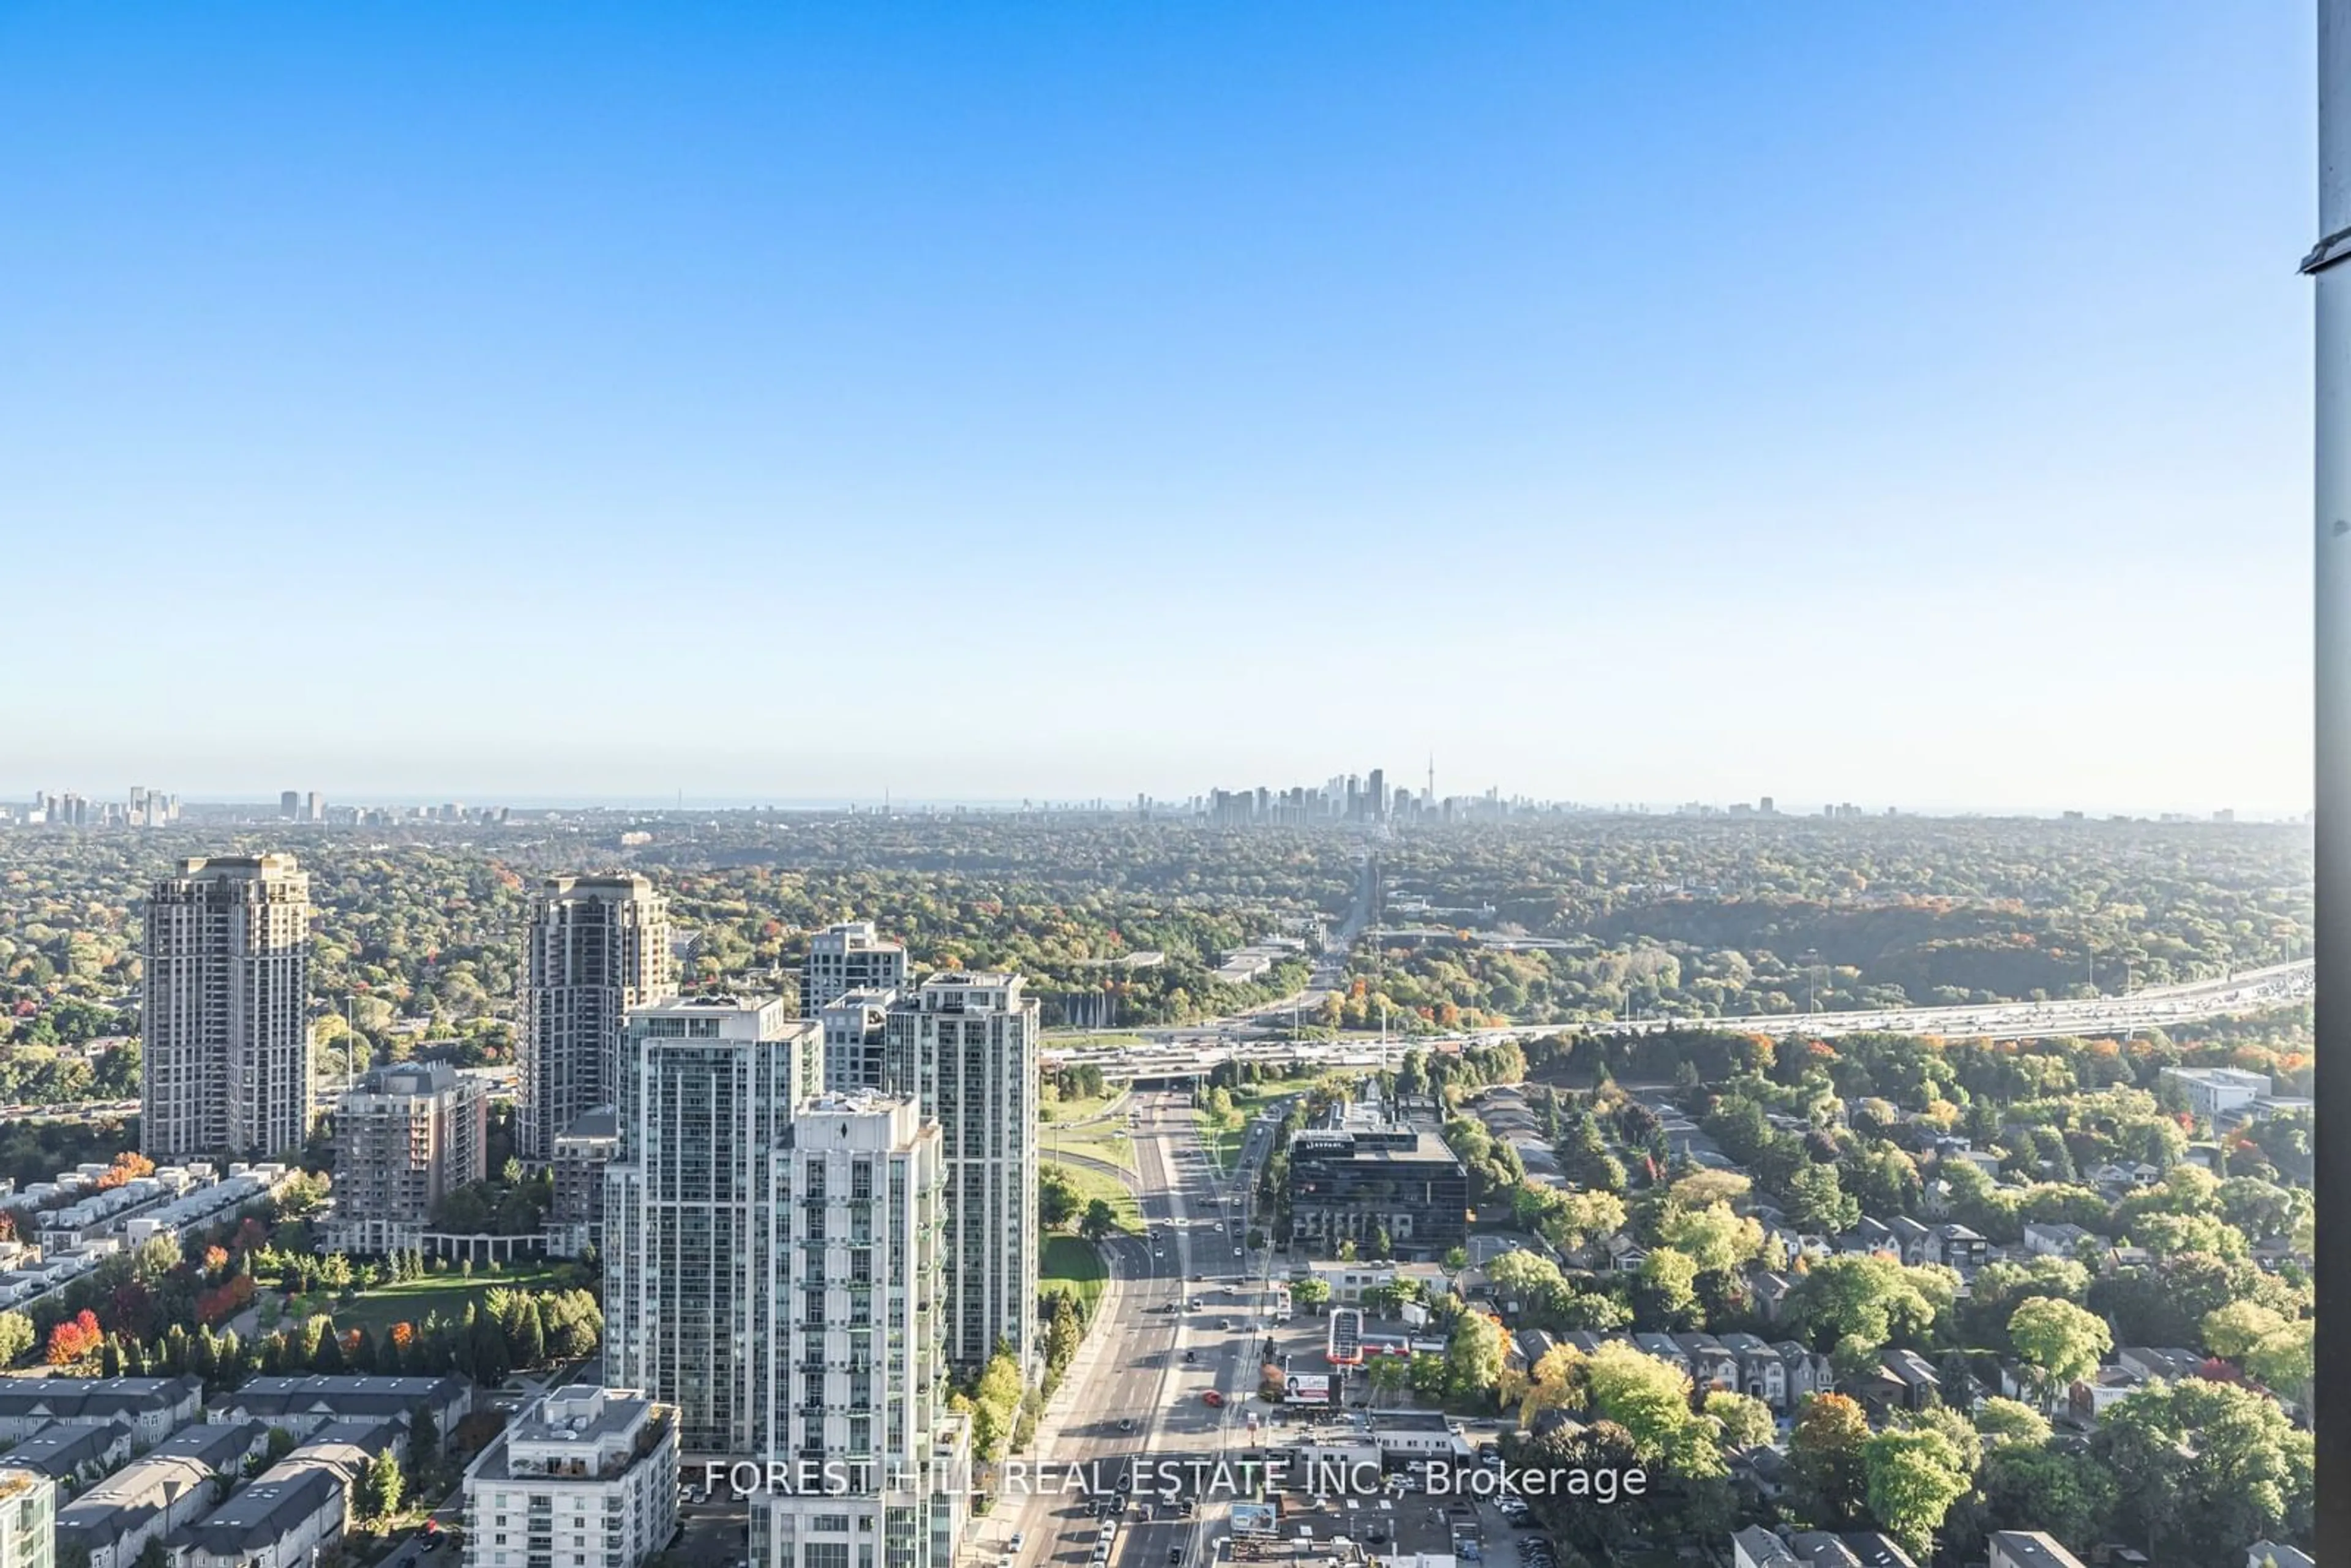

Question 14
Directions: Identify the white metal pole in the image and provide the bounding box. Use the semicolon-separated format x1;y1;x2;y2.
2309;0;2351;1534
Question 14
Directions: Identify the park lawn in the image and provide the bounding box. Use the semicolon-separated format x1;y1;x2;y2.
305;1263;580;1334
1049;1119;1136;1171
1040;1090;1128;1126
1204;1084;1293;1172
1041;1236;1107;1316
1044;1158;1142;1234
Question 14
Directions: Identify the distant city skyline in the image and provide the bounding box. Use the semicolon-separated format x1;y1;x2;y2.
4;779;2304;822
0;4;2315;816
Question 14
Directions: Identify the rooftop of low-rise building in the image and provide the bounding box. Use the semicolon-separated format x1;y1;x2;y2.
0;1375;201;1417
556;1108;621;1145
1985;1531;2088;1568
5;1422;117;1477
220;1373;467;1418
473;1387;669;1486
343;1061;466;1101
179;1469;342;1555
1787;1532;1919;1568
1255;1494;1460;1561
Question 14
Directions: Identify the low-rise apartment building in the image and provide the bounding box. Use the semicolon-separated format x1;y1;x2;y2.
460;1387;679;1568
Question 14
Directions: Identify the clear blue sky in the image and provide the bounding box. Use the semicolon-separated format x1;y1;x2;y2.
0;3;2317;813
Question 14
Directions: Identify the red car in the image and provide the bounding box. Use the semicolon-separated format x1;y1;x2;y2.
1202;1390;1226;1408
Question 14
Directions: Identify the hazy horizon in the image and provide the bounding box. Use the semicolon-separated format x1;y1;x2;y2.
1;782;2308;822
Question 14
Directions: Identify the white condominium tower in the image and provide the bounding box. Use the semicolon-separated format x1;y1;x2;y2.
601;997;967;1568
883;973;1039;1377
750;1093;965;1568
520;874;673;1161
600;996;825;1452
801;922;907;1016
141;854;312;1160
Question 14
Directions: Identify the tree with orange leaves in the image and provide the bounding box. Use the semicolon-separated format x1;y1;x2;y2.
46;1309;102;1367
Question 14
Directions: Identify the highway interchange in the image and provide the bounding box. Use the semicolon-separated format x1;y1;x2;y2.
1044;961;2315;1086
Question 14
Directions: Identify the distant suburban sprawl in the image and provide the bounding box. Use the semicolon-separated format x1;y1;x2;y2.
0;795;2313;1568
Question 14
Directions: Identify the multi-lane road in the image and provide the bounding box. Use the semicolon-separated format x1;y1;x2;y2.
1044;960;2315;1084
985;1093;1272;1568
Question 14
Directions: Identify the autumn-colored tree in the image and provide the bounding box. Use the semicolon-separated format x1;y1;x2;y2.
96;1152;156;1191
46;1309;102;1367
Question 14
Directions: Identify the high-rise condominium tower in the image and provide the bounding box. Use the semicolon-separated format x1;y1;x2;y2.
818;988;895;1092
748;1093;966;1568
603;997;965;1568
141;854;312;1159
801;921;907;1016
601;997;822;1454
520;874;673;1161
883;973;1039;1376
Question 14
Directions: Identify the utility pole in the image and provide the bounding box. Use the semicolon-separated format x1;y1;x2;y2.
2307;1;2350;1540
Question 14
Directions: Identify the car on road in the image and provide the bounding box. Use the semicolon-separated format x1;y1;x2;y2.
1120;1417;1136;1431
1009;1536;1025;1551
1218;1319;1231;1330
1233;1247;1243;1256
1202;1390;1226;1407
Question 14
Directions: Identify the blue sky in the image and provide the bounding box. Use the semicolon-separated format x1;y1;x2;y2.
0;3;2317;812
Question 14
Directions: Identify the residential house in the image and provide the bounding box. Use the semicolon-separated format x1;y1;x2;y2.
2245;1542;2315;1568
1952;1147;2005;1179
3;1424;127;1485
2100;1244;2154;1277
1845;1217;1895;1254
178;1471;344;1568
55;1422;271;1568
1787;1532;1919;1567
1987;1532;2088;1568
0;1379;201;1446
2251;1234;2309;1272
2068;1366;2148;1424
212;1375;471;1447
2117;1348;2207;1383
2022;1222;2107;1261
1673;1334;1739;1392
1926;1224;1988;1274
1733;1526;1798;1568
1861;1349;1939;1414
1720;1333;1787;1409
1777;1342;1835;1406
1884;1217;1931;1266
1728;1446;1790;1505
1633;1334;1690;1378
1752;1271;1795;1323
